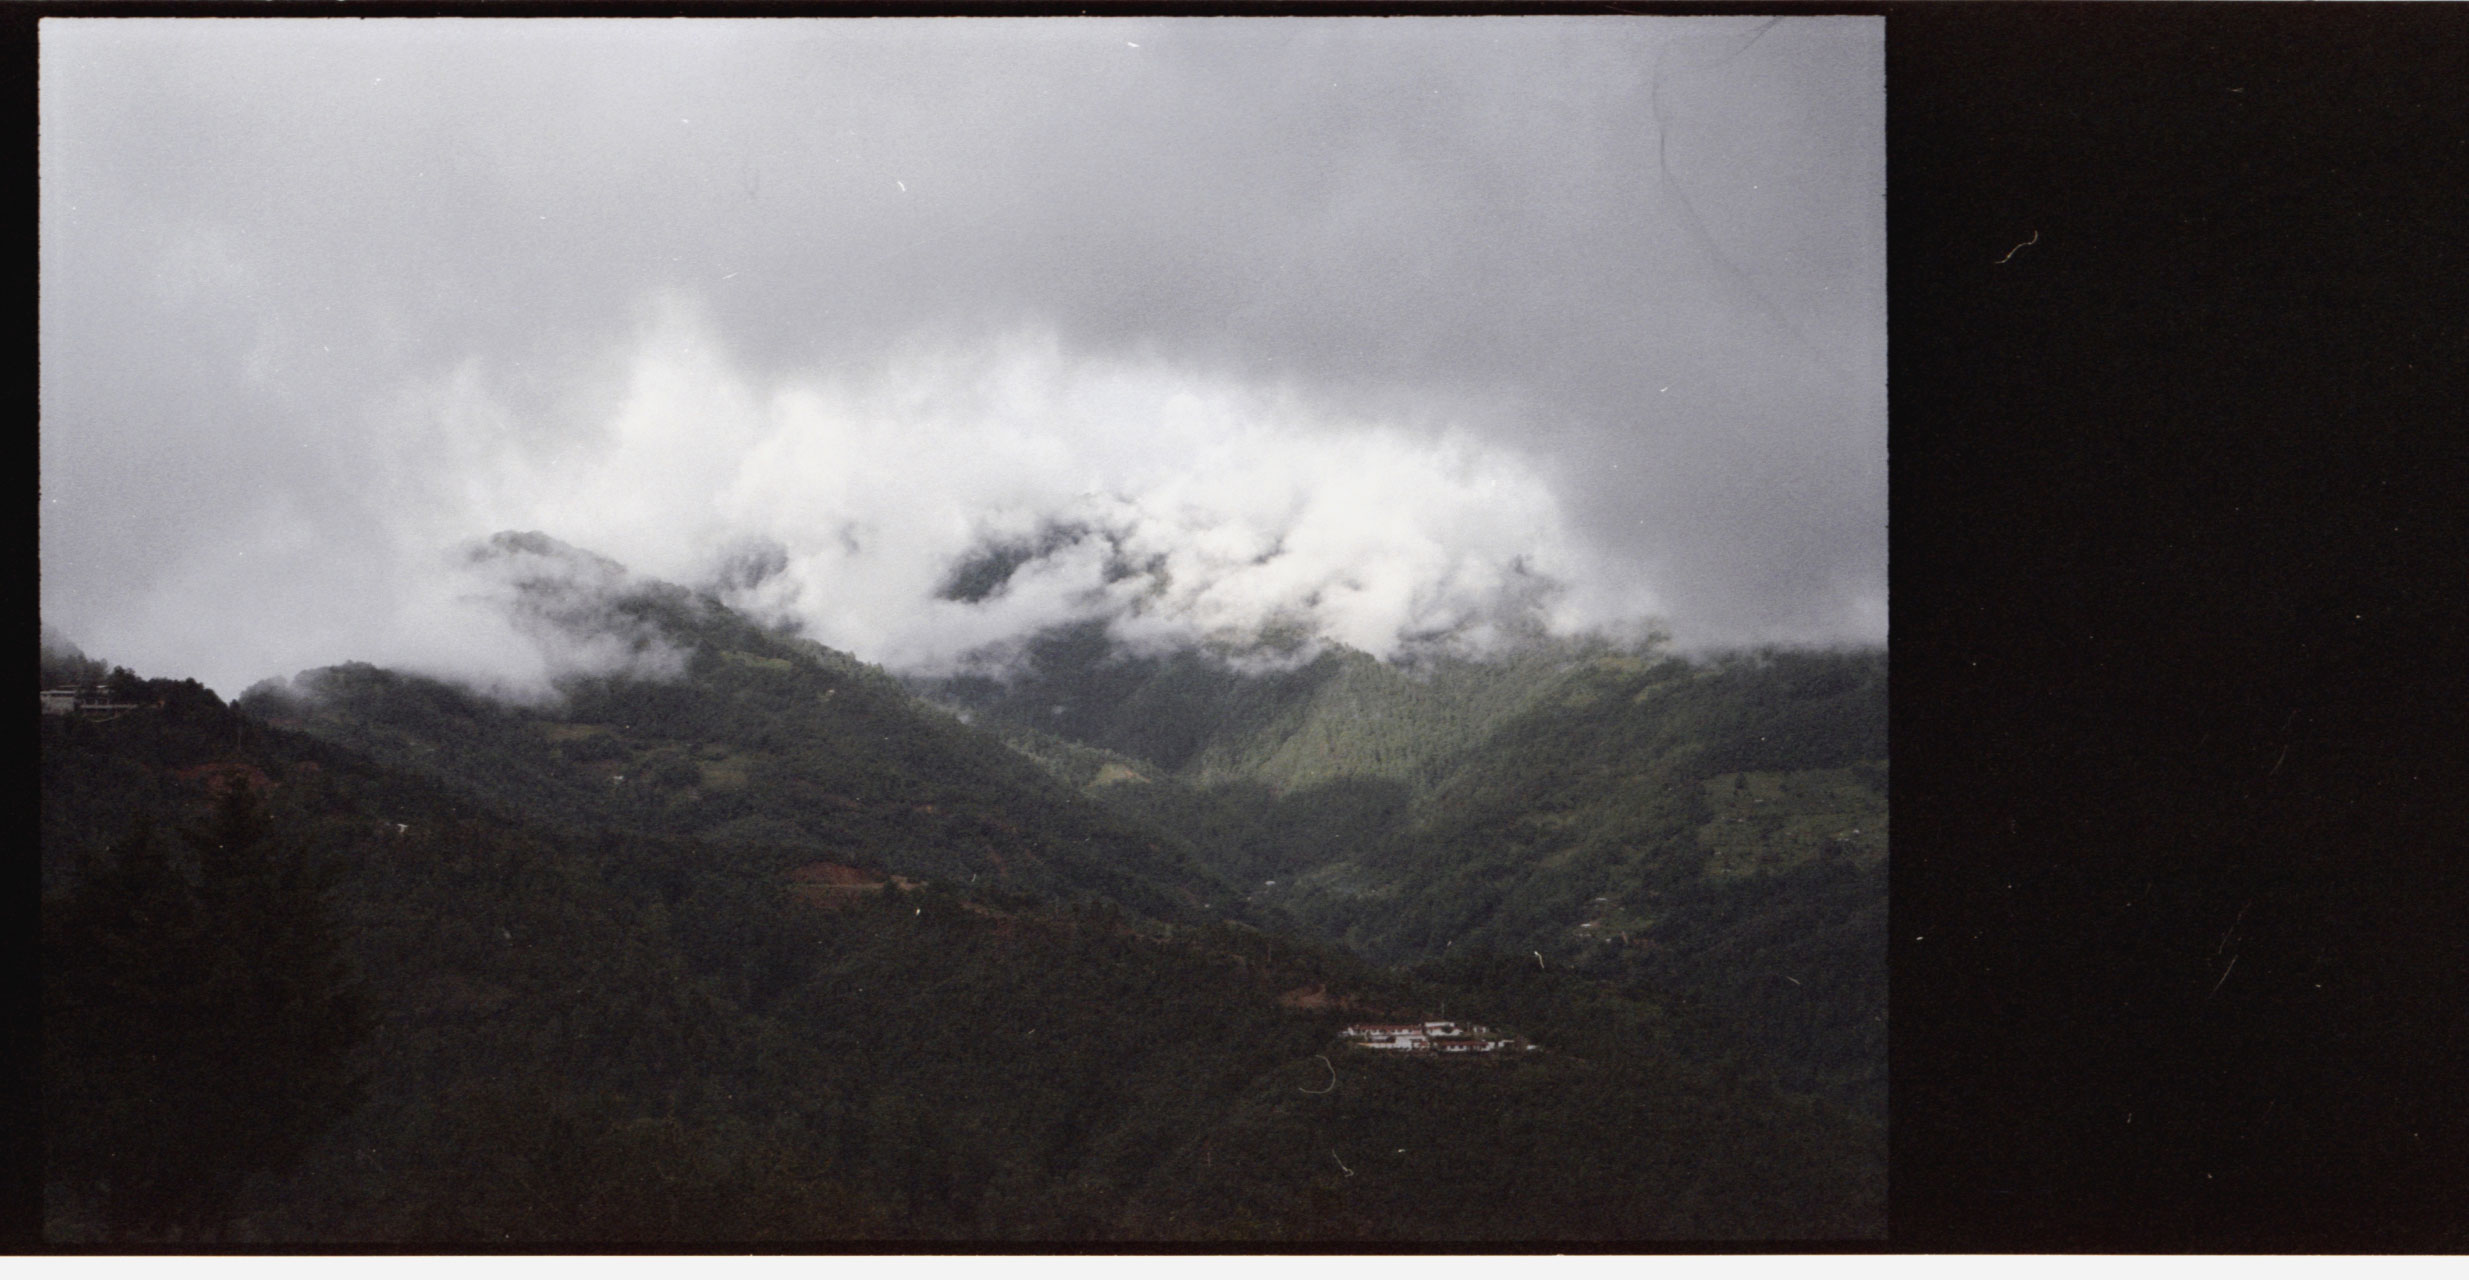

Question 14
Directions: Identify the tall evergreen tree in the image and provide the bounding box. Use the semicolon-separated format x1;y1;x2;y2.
44;783;368;1241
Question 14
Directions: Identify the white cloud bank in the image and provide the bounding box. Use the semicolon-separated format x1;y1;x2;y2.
383;303;1646;684
40;18;1882;696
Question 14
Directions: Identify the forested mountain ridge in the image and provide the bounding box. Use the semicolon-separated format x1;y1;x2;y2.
234;533;1245;927
928;620;1599;794
925;633;1888;1116
40;536;1885;1240
40;660;1881;1241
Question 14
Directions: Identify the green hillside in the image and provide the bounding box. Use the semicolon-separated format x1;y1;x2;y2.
237;541;1241;927
40;673;1880;1241
935;620;1589;793
927;637;1888;1116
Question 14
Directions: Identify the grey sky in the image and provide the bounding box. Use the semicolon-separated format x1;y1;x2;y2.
40;16;1883;696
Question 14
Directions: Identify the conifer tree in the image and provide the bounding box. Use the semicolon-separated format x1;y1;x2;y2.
44;783;368;1240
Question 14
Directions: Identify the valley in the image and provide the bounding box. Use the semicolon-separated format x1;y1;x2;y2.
39;541;1884;1242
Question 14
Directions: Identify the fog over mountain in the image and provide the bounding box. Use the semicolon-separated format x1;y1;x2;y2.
40;16;1884;697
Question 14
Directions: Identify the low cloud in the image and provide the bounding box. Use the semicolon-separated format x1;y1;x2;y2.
412;306;1643;679
453;531;698;690
40;17;1883;696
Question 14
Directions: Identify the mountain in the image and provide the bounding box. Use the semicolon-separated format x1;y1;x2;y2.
922;629;1889;1115
40;662;1880;1241
235;533;1246;928
38;536;1886;1240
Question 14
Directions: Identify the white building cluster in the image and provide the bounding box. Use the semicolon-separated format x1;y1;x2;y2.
39;686;145;719
1340;1020;1527;1054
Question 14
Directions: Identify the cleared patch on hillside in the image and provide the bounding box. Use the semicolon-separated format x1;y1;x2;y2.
719;649;795;673
535;721;617;742
1695;765;1888;879
695;750;765;792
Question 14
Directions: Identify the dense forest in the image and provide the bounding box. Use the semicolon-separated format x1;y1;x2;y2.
38;544;1885;1242
925;631;1887;1117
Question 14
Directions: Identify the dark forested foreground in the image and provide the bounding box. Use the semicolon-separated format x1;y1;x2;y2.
38;567;1883;1243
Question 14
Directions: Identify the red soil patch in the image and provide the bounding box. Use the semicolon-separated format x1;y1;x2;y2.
1276;984;1396;1016
785;862;887;911
783;863;928;910
788;862;884;888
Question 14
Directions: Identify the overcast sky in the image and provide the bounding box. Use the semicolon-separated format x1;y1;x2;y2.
40;16;1883;696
